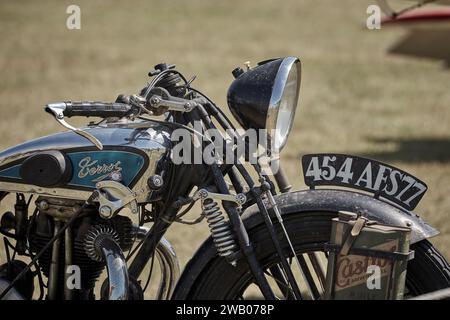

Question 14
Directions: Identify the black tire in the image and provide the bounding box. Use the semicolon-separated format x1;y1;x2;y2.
185;212;450;299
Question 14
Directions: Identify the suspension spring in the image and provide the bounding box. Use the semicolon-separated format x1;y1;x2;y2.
202;198;238;265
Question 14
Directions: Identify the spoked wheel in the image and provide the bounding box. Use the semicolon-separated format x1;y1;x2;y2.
185;212;450;300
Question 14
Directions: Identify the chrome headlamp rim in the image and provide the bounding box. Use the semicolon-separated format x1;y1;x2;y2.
265;56;301;151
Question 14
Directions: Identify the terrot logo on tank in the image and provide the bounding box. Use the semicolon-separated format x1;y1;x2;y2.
77;156;122;182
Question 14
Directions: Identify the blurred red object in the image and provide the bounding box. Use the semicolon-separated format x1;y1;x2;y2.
382;7;450;23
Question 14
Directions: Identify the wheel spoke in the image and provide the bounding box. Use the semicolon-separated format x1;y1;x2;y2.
266;265;298;300
307;252;327;289
258;251;328;300
296;254;322;300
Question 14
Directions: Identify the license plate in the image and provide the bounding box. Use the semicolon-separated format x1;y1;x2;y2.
301;154;427;211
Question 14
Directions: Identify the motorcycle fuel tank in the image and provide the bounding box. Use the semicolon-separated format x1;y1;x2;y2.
0;122;172;202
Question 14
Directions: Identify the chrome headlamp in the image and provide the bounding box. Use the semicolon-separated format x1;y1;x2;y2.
227;56;301;151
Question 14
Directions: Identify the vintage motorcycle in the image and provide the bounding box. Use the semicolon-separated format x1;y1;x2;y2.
0;57;448;300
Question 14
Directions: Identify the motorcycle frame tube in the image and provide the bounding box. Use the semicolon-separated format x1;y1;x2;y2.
131;225;180;299
48;221;62;300
128;213;174;279
273;161;292;193
64;226;73;300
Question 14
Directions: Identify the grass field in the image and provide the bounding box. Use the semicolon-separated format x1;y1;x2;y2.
0;0;449;284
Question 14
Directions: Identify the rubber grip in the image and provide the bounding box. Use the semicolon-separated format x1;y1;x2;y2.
63;101;132;118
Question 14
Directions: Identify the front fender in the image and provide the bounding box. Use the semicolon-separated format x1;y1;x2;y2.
172;189;438;299
242;189;438;243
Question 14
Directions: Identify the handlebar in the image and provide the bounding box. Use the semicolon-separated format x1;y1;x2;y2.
43;91;207;150
45;101;133;118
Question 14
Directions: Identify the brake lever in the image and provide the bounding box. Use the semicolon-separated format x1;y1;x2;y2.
45;103;104;150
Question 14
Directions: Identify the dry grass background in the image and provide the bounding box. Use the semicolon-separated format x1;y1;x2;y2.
0;0;449;278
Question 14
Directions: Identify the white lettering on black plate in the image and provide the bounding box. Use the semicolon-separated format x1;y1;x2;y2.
302;154;427;211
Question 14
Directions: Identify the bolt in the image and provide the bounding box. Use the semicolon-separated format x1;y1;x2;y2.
153;177;162;187
198;189;208;199
110;171;122;182
38;200;49;211
236;194;247;205
232;67;244;79
99;206;113;218
260;181;271;192
149;96;160;106
148;175;163;190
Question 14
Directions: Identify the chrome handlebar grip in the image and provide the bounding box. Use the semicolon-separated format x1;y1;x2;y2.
62;101;132;118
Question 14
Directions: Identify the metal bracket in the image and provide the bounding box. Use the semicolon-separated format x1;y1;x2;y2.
193;189;247;206
46;103;103;150
95;181;139;219
147;95;198;113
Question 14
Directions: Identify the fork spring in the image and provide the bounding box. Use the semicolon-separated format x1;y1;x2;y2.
202;198;238;265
